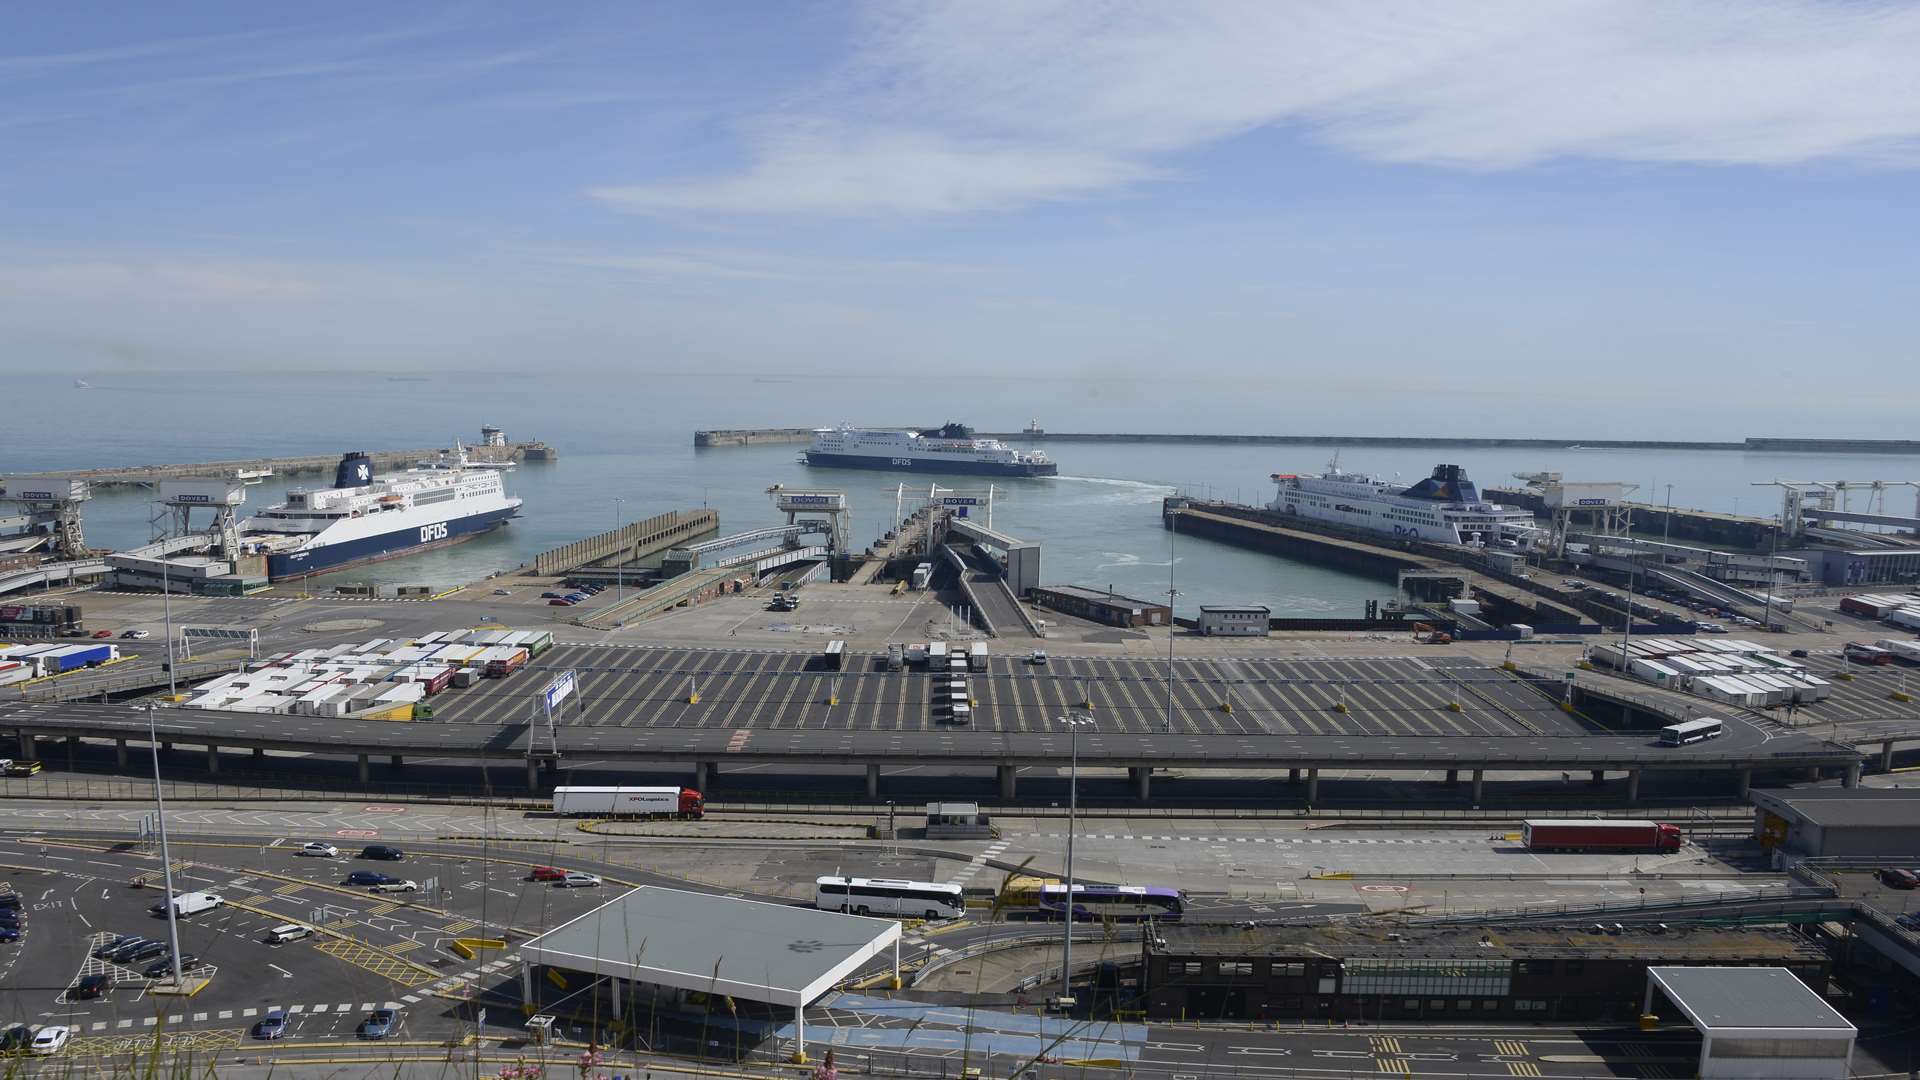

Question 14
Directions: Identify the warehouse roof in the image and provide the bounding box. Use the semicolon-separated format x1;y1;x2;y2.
521;886;898;1008
1032;584;1168;608
1648;967;1853;1033
1751;787;1920;829
1151;923;1826;963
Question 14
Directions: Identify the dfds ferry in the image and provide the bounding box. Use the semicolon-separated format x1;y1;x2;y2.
245;448;521;579
802;423;1057;477
1268;462;1533;545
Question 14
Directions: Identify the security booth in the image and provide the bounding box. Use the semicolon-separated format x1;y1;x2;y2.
924;801;994;839
520;886;900;1063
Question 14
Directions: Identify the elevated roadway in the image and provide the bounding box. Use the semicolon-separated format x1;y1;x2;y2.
2;646;1860;802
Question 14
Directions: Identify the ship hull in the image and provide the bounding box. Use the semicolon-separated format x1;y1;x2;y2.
801;452;1057;477
265;506;518;580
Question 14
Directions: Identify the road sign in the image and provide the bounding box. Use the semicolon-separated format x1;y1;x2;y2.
542;671;575;712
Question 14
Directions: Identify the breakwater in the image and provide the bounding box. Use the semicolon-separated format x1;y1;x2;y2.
5;441;556;489
696;429;1920;454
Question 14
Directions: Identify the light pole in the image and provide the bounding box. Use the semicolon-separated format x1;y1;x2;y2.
162;553;176;698
1057;714;1095;1001
1662;484;1673;547
612;496;627;604
1165;513;1178;734
147;703;184;987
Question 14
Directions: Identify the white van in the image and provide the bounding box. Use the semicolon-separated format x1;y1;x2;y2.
950;702;972;724
151;892;224;918
928;642;948;666
265;923;314;944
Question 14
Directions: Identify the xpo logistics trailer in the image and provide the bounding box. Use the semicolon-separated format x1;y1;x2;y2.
1522;819;1683;853
551;785;705;819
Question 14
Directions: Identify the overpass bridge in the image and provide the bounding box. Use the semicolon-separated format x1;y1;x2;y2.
940;516;1039;595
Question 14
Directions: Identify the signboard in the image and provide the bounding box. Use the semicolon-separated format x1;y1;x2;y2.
941;497;981;506
784;496;834;505
542;671;576;712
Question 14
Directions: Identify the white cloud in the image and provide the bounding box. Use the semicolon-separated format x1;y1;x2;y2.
595;0;1920;215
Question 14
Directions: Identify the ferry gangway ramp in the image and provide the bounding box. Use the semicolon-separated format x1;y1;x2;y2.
5;647;1863;800
659;523;833;575
0;535;223;597
941;542;1038;640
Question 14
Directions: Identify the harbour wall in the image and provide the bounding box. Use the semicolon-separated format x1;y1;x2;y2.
525;508;719;576
695;429;1920;454
1485;487;1787;550
5;441;556;489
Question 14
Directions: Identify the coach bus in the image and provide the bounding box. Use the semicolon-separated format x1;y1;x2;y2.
1039;883;1186;922
815;876;964;920
1659;717;1724;746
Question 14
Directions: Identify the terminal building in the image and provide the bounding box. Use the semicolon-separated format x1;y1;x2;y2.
1196;604;1272;636
1126;923;1829;1023
1645;966;1855;1080
1751;787;1920;859
1029;585;1171;628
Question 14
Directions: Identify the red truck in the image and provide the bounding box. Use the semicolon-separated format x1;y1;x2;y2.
1522;819;1683;853
482;650;528;679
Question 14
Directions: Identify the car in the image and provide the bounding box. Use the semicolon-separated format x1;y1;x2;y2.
359;1008;398;1039
541;591;564;599
528;866;568;882
360;844;404;861
1896;912;1920;930
4;760;42;776
492;588;512;596
367;880;419;894
345;871;399;887
143;955;201;979
125;940;168;963
0;891;17;909
91;629;114;639
1790;648;1810;658
0;1025;30;1053
106;938;153;962
30;1026;70;1055
298;842;339;858
1699;623;1728;634
1878;868;1919;890
72;974;111;999
557;872;603;888
0;926;19;943
547;598;574;606
58;628;87;637
252;1010;288;1040
91;934;132;959
0;912;22;929
1030;649;1048;666
120;629;151;640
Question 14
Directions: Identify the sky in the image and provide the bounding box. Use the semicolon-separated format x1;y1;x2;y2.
3;1;1918;409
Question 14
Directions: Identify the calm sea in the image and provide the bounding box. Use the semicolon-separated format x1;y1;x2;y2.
9;371;1918;615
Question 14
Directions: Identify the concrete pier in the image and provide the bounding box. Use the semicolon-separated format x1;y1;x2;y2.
527;508;719;576
26;441;552;490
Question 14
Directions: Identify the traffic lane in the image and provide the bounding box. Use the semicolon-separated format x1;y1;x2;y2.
1131;1025;1705;1079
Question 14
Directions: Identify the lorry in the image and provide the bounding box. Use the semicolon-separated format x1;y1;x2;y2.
552;785;704;819
1412;622;1452;645
482;649;528;678
967;642;989;672
1521;819;1683;853
149;891;225;918
38;643;117;673
886;643;905;671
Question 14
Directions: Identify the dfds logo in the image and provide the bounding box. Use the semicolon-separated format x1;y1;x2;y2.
420;522;449;542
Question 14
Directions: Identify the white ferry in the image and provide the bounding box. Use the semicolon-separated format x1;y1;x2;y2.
802;423;1057;477
1267;462;1533;545
243;448;521;579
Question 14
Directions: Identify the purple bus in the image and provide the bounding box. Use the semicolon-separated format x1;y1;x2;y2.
1039;884;1185;922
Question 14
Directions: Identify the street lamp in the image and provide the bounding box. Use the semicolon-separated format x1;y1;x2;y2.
1056;714;1096;1002
147;703;184;987
612;497;627;604
1165;513;1177;734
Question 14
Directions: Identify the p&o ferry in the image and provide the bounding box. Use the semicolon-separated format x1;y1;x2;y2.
244;447;521;579
802;423;1057;477
1267;462;1532;545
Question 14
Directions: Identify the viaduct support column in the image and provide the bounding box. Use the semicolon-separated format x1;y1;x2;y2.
1287;768;1299;784
253;747;265;760
866;764;880;800
1131;767;1150;802
357;753;370;785
1843;761;1862;789
1305;768;1319;805
1445;769;1458;784
1883;741;1896;773
390;754;403;768
1590;769;1604;784
115;739;127;768
527;759;539;791
695;761;712;791
1736;768;1751;799
1470;768;1484;806
16;733;30;759
206;745;219;774
1625;768;1641;804
998;765;1016;800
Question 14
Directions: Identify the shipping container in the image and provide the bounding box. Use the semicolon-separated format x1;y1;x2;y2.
1886;608;1920;631
968;642;989;672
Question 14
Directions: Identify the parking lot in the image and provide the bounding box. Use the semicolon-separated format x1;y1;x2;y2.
1778;654;1920;728
0;832;629;1055
423;644;1594;739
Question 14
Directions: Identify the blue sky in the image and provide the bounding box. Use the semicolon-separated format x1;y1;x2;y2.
3;1;1917;413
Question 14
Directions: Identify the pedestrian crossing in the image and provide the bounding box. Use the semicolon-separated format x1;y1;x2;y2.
75;1002;405;1032
945;839;1011;887
1015;833;1495;845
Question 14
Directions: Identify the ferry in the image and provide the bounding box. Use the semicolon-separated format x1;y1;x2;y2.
243;447;521;579
1267;462;1533;545
802;423;1057;477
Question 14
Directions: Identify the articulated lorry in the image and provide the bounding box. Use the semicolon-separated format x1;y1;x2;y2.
1521;819;1683;853
551;785;705;819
